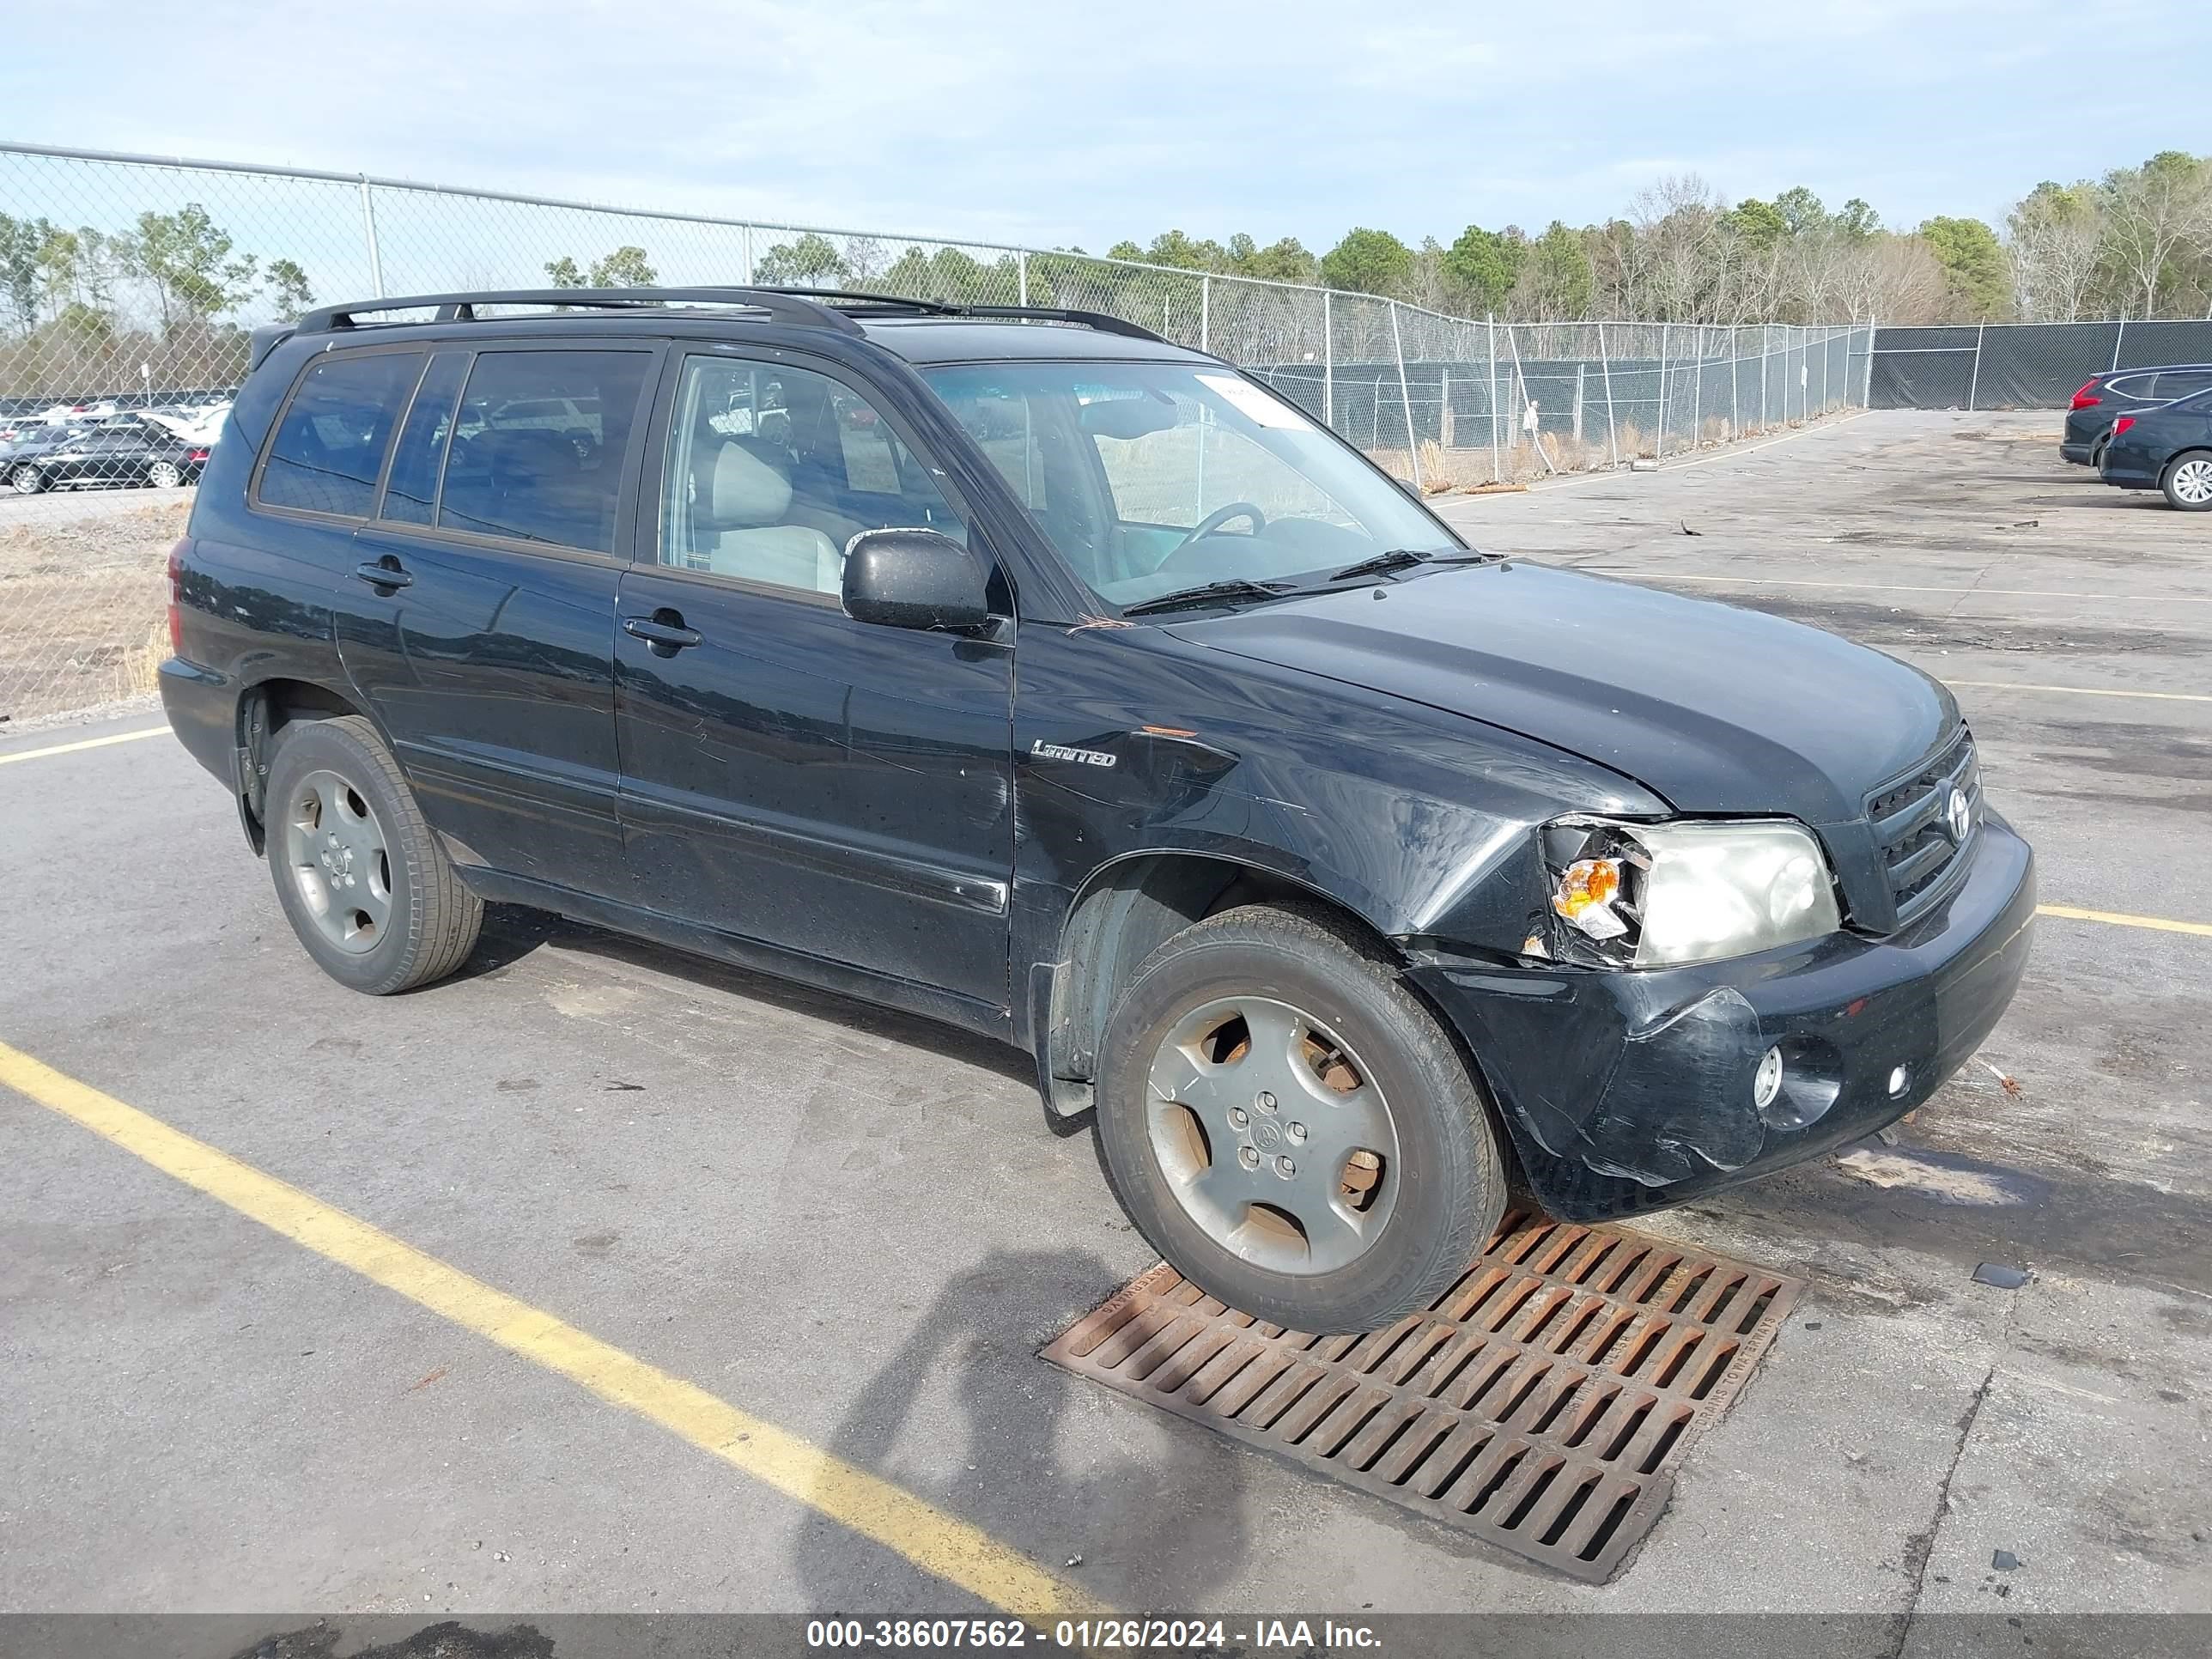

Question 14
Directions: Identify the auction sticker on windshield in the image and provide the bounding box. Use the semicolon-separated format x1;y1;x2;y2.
1196;373;1312;429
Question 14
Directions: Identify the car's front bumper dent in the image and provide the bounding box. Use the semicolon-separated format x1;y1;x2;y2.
1406;816;2035;1220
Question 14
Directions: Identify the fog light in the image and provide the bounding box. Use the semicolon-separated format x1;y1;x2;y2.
1887;1065;1911;1097
1753;1045;1784;1111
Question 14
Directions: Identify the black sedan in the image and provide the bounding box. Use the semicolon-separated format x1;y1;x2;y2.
2064;364;2212;465
2100;387;2212;509
5;418;210;494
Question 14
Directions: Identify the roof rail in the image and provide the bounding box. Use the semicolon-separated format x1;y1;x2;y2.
292;287;867;336
289;286;1175;347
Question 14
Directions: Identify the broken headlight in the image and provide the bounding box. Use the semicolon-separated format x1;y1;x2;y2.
1540;818;1841;968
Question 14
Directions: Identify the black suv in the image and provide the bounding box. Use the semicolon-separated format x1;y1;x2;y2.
161;287;2035;1331
2063;364;2212;466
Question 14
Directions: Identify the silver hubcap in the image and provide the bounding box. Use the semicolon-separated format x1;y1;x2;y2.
11;467;37;493
282;769;392;954
1146;995;1401;1276
149;462;180;487
2174;459;2212;505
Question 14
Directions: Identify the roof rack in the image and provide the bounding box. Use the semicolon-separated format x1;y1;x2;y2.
289;286;1174;347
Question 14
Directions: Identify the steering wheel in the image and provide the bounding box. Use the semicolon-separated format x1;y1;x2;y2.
1158;501;1268;572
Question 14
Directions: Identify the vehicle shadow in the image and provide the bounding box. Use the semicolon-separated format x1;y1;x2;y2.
793;1249;1255;1615
449;903;1038;1091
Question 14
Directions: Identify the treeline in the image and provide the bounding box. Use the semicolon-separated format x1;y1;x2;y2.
1099;151;2212;325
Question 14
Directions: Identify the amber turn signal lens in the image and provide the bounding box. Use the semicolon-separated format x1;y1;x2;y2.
1553;857;1621;919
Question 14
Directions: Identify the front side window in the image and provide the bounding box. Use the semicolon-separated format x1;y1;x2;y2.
258;351;422;516
921;361;1457;610
659;356;963;594
437;349;652;553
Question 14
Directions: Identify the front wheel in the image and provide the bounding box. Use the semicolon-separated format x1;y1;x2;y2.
9;464;46;495
1093;902;1505;1333
2162;451;2212;512
263;714;483;994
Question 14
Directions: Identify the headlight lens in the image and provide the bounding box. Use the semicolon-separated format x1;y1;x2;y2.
1545;818;1841;967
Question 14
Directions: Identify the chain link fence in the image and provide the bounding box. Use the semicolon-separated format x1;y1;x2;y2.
1867;319;2212;410
0;141;1869;725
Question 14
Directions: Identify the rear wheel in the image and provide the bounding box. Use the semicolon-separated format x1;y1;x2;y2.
2162;451;2212;512
146;459;183;488
1093;902;1505;1333
9;464;46;494
263;714;483;994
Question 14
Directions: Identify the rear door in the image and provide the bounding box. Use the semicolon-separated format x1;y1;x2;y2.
334;340;660;893
611;347;1015;1007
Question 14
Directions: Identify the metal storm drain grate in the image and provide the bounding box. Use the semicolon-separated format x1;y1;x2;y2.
1042;1212;1802;1583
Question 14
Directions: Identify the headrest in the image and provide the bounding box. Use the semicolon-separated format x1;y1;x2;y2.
709;440;793;526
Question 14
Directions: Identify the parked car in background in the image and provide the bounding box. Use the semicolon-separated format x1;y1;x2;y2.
2065;365;2212;466
0;421;89;472
7;420;210;493
2100;387;2212;510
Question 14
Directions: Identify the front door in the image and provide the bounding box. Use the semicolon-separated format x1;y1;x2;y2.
613;349;1014;1010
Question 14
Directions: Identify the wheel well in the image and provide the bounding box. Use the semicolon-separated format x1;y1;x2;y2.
1038;854;1399;1115
234;678;371;851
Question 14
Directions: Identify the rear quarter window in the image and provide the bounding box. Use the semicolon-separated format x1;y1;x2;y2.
2106;372;2160;401
258;352;423;517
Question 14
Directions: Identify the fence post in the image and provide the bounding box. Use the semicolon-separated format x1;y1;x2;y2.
1656;322;1668;459
1488;313;1500;483
1571;362;1585;441
1323;291;1334;428
1863;318;1878;407
357;176;384;298
1389;301;1422;487
1820;325;1830;414
1597;320;1619;465
2111;317;2125;371
740;227;755;285
1199;273;1209;353
1760;325;1770;432
1967;321;1985;411
1729;328;1741;435
1019;250;1030;307
1441;366;1454;448
1690;326;1703;449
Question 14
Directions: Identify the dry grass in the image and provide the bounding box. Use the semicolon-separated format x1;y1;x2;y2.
0;498;187;724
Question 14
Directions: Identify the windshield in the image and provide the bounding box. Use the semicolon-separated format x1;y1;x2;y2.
920;361;1463;609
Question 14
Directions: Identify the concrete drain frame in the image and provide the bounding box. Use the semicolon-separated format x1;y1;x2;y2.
1042;1211;1803;1583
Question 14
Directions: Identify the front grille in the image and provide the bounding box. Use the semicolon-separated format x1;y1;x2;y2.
1868;726;1979;927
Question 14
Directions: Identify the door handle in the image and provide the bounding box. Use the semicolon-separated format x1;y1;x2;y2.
623;614;703;653
355;557;413;590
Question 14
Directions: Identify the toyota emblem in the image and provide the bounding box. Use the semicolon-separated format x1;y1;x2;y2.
1943;787;1972;842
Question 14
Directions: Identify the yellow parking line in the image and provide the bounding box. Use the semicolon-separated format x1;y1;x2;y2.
1948;681;2212;704
0;1039;1103;1619
2038;903;2212;938
0;726;170;766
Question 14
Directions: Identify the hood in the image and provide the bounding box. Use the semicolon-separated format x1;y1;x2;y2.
1166;561;1956;826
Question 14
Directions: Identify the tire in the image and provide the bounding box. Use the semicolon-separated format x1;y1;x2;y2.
1093;902;1506;1334
2161;450;2212;512
262;714;483;994
146;460;183;489
9;464;46;495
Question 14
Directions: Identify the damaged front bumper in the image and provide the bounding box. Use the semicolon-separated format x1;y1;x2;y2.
1406;813;2036;1220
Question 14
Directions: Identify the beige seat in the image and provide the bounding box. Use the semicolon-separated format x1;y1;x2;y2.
698;439;843;593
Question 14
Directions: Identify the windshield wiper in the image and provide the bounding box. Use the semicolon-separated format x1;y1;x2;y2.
1120;578;1303;617
1328;548;1502;582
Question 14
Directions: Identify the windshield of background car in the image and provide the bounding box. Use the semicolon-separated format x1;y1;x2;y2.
920;362;1462;608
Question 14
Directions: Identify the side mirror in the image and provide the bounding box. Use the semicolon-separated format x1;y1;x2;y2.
842;528;992;632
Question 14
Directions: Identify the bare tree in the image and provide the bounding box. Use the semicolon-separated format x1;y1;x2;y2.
2006;183;2106;321
2102;153;2212;319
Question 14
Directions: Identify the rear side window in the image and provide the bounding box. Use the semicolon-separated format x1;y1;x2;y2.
437;350;652;553
258;352;422;516
380;351;469;526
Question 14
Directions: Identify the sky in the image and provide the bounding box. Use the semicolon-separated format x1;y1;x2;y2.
3;0;2204;258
